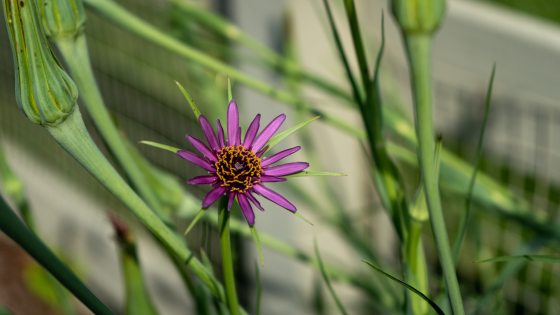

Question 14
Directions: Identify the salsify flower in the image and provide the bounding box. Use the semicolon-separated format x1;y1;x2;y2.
178;101;309;226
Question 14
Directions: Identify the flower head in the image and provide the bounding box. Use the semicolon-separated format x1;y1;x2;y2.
178;101;309;226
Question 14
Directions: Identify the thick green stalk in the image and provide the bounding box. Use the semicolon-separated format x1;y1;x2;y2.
55;34;164;218
0;195;114;315
46;109;229;306
218;199;239;315
404;35;464;315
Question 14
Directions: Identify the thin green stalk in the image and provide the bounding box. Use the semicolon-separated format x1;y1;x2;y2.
0;195;114;315
218;198;239;315
46;109;231;308
404;35;464;315
55;34;165;219
83;0;359;137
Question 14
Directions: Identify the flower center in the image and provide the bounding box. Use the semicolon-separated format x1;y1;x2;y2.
214;145;262;193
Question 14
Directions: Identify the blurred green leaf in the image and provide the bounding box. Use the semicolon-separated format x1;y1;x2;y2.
477;255;560;264
140;141;181;154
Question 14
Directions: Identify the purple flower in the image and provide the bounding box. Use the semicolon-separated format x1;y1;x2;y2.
178;101;309;226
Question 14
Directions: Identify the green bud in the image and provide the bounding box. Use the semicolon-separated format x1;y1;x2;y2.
392;0;446;34
3;0;78;126
39;0;86;39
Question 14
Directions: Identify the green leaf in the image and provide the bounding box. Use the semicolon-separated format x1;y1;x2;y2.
175;81;202;118
314;240;349;315
266;116;320;151
227;78;233;101
183;208;206;236
286;170;346;178
452;65;496;264
0;195;114;315
140;141;181;154
477;255;560;264
363;260;444;315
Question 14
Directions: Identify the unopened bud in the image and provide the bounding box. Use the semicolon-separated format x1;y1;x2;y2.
39;0;86;39
392;0;446;34
3;0;78;126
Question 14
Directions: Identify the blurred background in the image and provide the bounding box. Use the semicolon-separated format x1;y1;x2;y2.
1;0;560;314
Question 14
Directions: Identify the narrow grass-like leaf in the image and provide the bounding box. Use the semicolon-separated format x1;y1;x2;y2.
0;196;114;315
314;240;349;315
175;81;202;118
265;116;320;151
343;0;369;89
294;212;314;226
363;260;444;315
250;227;264;266
452;65;496;264
286;170;346;178
254;262;262;315
183;208;206;236
321;0;362;104
140;141;181;154
477;255;560;264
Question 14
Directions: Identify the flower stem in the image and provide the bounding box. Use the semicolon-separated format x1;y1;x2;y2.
46;109;226;304
404;34;465;315
218;198;239;315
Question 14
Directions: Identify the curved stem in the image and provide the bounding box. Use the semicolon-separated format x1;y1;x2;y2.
218;198;239;315
404;34;465;315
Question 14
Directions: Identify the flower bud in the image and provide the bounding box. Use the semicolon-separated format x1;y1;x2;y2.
392;0;446;34
39;0;86;39
3;0;78;126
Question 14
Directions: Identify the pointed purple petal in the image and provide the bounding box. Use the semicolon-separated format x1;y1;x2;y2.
227;100;240;146
187;135;217;161
264;162;309;176
246;192;264;211
253;184;296;212
259;175;287;183
202;186;227;208
251;114;286;152
199;116;219;150
187;175;217;185
227;192;236;210
237;193;255;226
177;150;215;172
261;146;301;167
216;119;226;147
243;114;261;147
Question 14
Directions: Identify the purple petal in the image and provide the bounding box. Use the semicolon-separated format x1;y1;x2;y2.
259;175;287;183
177;150;215;172
264;162;309;176
227;192;235;210
187;135;217;161
202;186;227;208
199;116;219;150
187;175;217;185
243;114;261;147
246;193;264;211
216;119;226;148
253;184;296;212
251;114;286;152
237;193;255;226
237;127;242;146
227;100;240;146
261;146;301;167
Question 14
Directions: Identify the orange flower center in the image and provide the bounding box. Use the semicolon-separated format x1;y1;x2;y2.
214;145;262;193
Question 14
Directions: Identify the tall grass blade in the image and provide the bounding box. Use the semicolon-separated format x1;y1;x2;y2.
452;65;496;264
314;240;349;315
363;260;445;315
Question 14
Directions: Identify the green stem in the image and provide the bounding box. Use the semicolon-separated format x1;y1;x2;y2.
404;222;429;315
0;195;114;315
218;198;239;315
55;34;165;219
404;35;465;315
46;109;228;306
